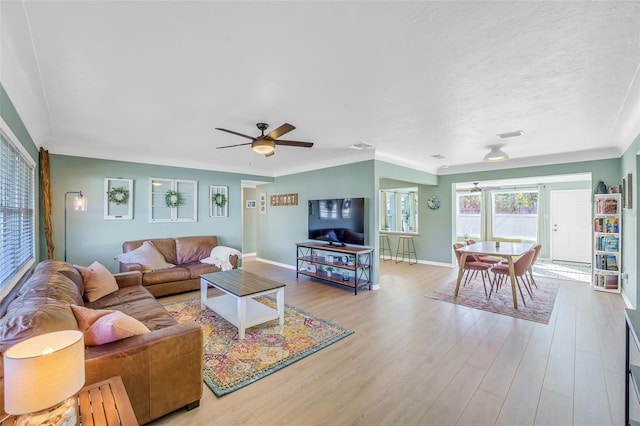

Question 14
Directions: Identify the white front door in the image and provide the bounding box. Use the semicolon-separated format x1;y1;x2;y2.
550;189;591;263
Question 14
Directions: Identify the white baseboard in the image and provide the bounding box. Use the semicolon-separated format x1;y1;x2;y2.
383;256;454;268
622;289;635;309
242;252;257;258
255;257;296;270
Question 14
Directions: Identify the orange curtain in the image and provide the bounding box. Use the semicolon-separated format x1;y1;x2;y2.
39;147;54;259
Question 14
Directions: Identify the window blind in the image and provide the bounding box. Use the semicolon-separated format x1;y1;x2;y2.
0;127;35;295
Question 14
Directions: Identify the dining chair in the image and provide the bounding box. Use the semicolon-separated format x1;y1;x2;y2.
525;244;542;289
453;243;492;297
490;249;536;305
465;239;501;265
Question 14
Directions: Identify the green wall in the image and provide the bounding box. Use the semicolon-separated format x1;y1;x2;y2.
256;161;378;281
49;154;268;272
242;187;258;254
621;132;640;307
0;83;41;263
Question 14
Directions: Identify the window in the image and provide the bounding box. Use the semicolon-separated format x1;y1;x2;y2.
492;190;539;240
456;193;481;239
379;188;418;233
0;123;36;300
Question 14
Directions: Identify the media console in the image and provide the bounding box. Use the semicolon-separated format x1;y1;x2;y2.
296;242;373;295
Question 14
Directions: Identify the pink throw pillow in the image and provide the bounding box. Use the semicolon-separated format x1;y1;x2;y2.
71;305;150;346
74;261;119;302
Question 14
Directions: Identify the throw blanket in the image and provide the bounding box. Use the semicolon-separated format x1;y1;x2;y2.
200;246;241;271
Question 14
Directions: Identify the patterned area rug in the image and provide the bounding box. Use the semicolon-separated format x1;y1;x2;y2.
426;277;559;324
164;297;354;396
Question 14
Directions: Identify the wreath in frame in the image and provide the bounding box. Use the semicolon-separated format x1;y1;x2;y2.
165;190;185;208
107;186;130;205
212;192;227;208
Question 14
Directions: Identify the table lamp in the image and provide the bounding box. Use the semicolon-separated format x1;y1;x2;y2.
4;330;85;426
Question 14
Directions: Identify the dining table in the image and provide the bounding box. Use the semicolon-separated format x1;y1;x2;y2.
455;241;534;309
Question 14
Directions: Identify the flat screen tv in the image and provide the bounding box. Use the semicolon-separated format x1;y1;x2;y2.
308;197;365;246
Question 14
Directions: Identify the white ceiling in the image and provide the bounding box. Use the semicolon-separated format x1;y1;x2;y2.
2;1;640;177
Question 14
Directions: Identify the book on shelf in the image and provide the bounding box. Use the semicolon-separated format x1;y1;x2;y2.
597;274;619;289
606;255;618;271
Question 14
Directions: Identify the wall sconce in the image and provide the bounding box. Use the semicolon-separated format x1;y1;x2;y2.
483;147;509;162
64;191;87;262
4;330;85;426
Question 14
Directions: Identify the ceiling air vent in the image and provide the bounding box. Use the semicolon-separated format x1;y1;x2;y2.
350;142;375;150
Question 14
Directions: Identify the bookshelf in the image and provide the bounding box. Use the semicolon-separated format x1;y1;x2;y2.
593;193;621;293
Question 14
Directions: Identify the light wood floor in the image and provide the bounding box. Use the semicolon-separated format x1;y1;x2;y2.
150;259;629;426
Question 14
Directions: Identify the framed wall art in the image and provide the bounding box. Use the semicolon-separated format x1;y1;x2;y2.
210;185;229;217
104;178;133;220
149;177;198;222
259;193;266;214
246;200;256;208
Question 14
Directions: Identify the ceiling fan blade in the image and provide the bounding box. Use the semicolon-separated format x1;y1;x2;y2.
265;123;295;140
215;128;256;140
216;142;253;149
274;140;314;148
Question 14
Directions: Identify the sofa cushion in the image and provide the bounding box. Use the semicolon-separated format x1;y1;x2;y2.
71;305;150;346
33;260;85;296
142;267;190;286
0;271;82;352
74;261;119;302
85;285;154;310
122;238;178;265
175;236;218;265
115;241;175;272
182;262;221;279
110;297;178;331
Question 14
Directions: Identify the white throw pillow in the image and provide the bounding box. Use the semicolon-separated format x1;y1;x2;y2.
115;240;175;272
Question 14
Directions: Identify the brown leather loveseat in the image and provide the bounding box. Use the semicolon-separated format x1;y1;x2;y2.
0;260;202;425
119;235;240;297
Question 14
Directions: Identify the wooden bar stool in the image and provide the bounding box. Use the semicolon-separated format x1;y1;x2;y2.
395;235;417;265
380;233;393;261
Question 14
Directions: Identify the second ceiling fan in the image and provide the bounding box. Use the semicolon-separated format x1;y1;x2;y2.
215;123;313;157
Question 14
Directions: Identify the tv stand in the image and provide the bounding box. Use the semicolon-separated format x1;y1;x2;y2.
296;242;373;295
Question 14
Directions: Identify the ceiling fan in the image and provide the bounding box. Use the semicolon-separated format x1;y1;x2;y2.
215;123;313;157
470;182;482;193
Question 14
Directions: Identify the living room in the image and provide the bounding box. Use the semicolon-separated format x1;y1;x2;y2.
2;1;640;425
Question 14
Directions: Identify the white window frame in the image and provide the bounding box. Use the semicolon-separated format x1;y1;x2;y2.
455;192;482;240
0;116;36;301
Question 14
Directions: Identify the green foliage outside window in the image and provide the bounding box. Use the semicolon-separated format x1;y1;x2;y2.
494;192;538;214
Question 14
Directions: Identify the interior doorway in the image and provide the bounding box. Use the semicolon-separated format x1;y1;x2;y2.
550;189;591;263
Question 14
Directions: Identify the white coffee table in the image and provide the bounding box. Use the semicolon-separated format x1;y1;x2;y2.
200;269;285;339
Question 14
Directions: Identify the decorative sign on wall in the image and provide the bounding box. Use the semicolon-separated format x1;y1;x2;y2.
270;193;298;207
104;178;133;220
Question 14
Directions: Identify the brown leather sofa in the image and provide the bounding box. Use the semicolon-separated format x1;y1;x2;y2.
119;235;239;297
0;260;202;425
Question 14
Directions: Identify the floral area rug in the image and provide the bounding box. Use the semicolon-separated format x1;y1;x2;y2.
426;277;559;324
164;297;354;396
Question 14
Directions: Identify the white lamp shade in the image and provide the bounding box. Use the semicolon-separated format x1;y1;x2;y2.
4;330;85;415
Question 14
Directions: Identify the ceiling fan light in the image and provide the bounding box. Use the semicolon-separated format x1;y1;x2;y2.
252;140;275;155
483;147;509;162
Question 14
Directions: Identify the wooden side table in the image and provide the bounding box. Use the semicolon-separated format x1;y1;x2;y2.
1;375;138;426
